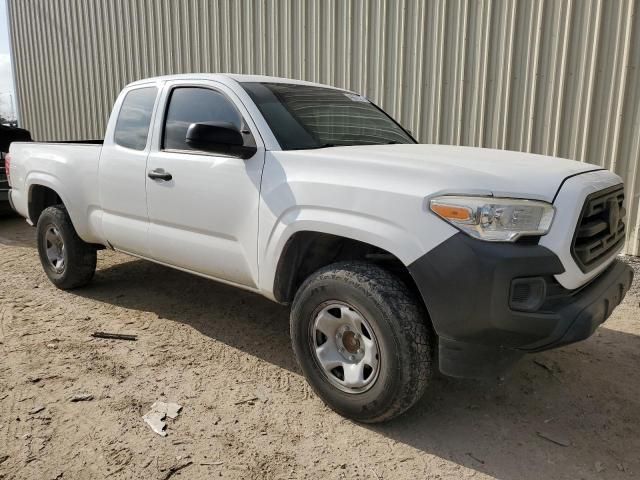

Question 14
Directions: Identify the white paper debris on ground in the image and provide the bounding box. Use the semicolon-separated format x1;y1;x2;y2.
143;401;182;437
164;402;182;419
143;410;167;437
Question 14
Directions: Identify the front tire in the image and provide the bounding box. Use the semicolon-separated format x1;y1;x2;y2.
36;205;96;289
290;261;433;423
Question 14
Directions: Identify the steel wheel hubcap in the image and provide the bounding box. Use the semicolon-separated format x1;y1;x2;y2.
311;303;380;393
44;226;65;273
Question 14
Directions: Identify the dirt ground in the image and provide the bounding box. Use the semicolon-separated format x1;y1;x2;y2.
0;215;639;480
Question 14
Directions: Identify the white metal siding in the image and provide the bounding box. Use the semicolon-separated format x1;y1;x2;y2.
7;0;640;255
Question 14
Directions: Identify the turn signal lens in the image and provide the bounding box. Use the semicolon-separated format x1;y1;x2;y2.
430;203;472;221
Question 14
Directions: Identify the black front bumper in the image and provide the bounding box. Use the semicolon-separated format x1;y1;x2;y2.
408;233;634;378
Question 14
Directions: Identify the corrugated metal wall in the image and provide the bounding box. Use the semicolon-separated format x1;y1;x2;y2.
7;0;640;255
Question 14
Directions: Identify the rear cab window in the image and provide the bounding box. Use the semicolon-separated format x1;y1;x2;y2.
114;87;158;150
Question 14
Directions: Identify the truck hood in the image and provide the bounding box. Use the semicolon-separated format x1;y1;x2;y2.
283;144;602;202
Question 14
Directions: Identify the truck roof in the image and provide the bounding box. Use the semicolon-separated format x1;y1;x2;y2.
127;73;349;92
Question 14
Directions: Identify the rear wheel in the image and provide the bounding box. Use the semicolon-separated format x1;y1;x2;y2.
290;261;433;423
36;205;96;289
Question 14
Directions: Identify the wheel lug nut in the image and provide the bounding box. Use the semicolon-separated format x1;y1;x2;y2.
349;355;355;361
337;332;342;338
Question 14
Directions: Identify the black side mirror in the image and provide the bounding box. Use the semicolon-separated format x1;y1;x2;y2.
185;122;257;159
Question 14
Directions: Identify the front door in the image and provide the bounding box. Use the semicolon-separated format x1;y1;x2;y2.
145;82;265;288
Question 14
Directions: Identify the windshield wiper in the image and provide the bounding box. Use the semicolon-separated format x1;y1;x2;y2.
295;143;337;150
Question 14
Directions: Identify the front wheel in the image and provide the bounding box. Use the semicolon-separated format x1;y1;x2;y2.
290;261;434;423
36;205;97;289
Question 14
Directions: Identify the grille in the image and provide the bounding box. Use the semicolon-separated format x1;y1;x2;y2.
571;185;625;272
0;155;6;184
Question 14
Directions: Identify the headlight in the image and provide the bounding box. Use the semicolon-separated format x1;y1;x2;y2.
429;196;555;242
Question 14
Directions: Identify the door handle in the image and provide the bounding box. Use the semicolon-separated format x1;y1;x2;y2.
148;169;173;181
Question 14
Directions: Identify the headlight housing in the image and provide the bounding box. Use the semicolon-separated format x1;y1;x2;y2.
429;196;555;242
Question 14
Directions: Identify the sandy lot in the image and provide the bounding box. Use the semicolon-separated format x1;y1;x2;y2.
0;215;639;480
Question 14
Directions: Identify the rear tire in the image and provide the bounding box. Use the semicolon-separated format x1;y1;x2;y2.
36;205;96;289
290;261;433;423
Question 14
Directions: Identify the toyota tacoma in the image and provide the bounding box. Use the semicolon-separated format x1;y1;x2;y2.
6;74;633;422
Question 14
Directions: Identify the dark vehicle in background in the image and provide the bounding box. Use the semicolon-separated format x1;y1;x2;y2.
1;125;32;214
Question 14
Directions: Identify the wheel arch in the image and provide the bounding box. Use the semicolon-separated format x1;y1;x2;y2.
271;230;425;308
27;181;67;225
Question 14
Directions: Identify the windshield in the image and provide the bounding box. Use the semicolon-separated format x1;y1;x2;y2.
241;82;415;150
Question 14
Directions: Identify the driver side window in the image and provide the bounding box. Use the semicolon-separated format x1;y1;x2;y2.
162;87;242;151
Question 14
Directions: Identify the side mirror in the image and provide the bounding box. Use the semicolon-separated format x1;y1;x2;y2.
185;122;257;159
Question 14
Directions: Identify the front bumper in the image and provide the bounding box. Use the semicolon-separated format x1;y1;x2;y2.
408;233;633;378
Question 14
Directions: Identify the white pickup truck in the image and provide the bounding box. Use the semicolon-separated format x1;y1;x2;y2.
7;74;633;422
